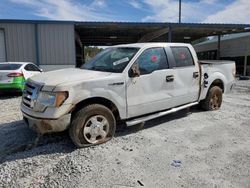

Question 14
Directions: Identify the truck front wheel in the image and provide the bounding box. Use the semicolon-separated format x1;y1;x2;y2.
69;104;116;148
200;86;223;111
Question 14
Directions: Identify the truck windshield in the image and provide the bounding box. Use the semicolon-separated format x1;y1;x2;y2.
82;47;139;73
0;63;22;70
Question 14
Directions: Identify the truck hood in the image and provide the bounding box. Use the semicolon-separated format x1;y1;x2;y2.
29;68;112;86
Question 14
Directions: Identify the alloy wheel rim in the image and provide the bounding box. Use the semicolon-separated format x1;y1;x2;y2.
83;115;109;144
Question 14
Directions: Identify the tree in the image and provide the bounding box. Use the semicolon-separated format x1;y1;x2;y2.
84;46;104;62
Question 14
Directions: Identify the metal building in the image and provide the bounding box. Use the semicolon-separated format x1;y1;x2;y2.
194;32;250;76
1;19;250;71
0;20;75;71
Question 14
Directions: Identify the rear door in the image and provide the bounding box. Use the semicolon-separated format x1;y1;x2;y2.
169;46;200;104
126;47;177;118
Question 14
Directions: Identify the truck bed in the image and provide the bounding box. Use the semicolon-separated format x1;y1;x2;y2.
199;60;235;100
199;60;234;65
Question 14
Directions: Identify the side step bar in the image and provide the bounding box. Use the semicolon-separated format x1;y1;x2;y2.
126;102;199;126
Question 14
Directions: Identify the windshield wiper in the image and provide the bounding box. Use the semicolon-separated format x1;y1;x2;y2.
92;65;113;72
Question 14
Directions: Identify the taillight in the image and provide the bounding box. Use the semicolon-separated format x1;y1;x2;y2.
7;72;23;77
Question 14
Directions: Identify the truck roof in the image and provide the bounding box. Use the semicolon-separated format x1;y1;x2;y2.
114;42;192;48
0;62;31;65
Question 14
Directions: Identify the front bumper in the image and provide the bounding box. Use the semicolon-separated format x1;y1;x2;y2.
22;112;71;134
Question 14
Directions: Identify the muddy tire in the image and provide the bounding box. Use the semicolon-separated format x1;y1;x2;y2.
200;86;223;111
69;104;116;148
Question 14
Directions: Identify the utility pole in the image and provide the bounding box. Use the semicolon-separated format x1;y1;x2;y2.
179;0;182;23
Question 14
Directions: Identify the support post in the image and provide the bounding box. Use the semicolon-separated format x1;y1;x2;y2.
168;25;172;42
34;24;40;67
82;45;85;65
179;0;182;23
217;35;221;60
244;55;247;76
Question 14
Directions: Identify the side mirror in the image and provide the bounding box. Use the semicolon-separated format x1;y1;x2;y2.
129;63;140;77
40;68;43;72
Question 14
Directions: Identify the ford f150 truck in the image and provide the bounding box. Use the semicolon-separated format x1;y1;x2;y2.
21;43;235;147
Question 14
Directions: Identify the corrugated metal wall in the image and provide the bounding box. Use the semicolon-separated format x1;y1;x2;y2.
194;36;250;57
0;22;75;67
38;24;75;65
0;23;36;63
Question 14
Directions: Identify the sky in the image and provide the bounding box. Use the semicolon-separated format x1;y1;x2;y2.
0;0;250;24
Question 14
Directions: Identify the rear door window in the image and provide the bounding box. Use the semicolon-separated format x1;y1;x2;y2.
171;47;194;67
24;64;40;71
30;64;40;71
24;64;32;71
0;64;22;70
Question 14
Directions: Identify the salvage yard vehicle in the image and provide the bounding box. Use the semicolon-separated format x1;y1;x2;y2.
21;43;235;147
0;62;42;92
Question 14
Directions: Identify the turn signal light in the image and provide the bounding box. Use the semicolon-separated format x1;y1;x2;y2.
55;91;68;107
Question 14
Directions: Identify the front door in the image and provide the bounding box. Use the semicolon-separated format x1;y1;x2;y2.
126;47;176;118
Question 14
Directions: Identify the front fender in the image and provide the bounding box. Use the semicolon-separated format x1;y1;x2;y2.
54;82;127;119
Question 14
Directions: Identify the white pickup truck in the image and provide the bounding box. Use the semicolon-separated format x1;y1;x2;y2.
21;43;235;147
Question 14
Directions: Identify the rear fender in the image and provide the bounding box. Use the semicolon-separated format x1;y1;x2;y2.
200;72;226;100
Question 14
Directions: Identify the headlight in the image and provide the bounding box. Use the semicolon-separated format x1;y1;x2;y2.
37;91;68;107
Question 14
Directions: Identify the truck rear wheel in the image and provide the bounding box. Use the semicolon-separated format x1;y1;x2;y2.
69;104;116;148
200;86;222;111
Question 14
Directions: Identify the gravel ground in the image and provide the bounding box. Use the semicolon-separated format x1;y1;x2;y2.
0;80;250;188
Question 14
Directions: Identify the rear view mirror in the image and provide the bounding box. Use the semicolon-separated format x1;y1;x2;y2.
129;63;140;77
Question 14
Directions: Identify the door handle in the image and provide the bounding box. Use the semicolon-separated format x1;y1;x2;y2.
166;75;174;82
193;72;199;78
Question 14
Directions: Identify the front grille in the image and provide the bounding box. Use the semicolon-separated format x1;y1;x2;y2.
22;81;42;108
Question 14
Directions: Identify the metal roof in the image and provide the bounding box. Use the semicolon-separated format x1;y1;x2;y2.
1;19;250;27
195;32;250;46
0;19;75;24
114;42;191;48
75;22;250;45
1;19;250;45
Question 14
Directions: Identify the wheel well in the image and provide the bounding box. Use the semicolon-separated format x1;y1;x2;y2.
71;97;121;121
210;79;224;92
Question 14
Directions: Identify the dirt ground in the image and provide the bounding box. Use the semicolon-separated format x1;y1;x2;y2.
0;80;250;188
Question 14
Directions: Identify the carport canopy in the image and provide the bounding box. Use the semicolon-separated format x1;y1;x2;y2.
75;22;250;46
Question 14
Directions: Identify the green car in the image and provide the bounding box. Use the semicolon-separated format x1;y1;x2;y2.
0;62;42;92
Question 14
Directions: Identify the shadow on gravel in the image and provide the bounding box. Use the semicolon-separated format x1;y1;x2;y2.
0;120;75;164
0;92;22;100
0;106;204;163
116;106;204;137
